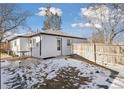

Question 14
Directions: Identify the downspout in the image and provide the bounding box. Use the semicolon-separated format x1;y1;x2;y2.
61;38;62;56
29;38;32;57
39;35;42;56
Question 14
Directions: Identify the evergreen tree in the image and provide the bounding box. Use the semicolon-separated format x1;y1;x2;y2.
42;6;62;31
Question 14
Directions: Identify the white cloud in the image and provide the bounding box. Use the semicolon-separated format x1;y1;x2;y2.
37;10;47;16
37;7;62;16
80;8;87;15
50;7;62;16
38;7;47;11
79;23;91;27
50;7;56;15
94;24;102;28
71;23;77;27
80;5;111;21
56;8;62;16
71;22;101;29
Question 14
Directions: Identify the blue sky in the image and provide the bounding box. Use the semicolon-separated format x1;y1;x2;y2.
18;3;93;38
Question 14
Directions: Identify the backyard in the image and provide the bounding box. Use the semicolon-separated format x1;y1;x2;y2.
1;56;124;89
0;3;124;91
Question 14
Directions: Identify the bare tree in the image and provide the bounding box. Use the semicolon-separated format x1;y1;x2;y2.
0;4;30;41
91;31;105;43
81;4;124;44
42;6;62;31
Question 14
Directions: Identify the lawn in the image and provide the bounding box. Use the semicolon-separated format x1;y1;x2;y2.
1;57;121;89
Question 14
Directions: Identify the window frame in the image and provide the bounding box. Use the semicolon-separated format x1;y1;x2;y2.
32;39;36;46
57;38;61;51
14;40;17;47
67;39;71;46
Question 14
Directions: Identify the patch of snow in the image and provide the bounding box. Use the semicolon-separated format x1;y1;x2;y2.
1;57;122;89
1;60;20;68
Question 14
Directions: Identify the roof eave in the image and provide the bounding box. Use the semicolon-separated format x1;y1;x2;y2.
8;32;87;41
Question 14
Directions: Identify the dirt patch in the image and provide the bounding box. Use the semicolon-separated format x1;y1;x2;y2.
31;66;92;89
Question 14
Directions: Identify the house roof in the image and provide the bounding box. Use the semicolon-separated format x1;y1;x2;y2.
2;33;26;42
7;30;87;41
31;30;87;39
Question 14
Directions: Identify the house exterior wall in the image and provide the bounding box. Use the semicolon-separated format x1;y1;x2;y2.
40;35;85;58
41;35;60;58
10;37;31;56
61;37;72;55
31;36;41;58
10;38;21;56
19;38;30;51
9;34;86;58
20;38;31;56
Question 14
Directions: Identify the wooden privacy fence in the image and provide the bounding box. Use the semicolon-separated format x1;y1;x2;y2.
72;43;124;65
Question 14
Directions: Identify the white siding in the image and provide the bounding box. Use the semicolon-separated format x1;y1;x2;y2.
31;36;41;58
9;34;86;58
41;35;60;58
10;38;20;56
10;37;31;56
20;38;30;51
40;35;83;58
20;38;31;56
61;37;72;55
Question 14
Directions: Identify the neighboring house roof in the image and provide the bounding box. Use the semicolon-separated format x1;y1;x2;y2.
7;30;87;41
2;33;26;42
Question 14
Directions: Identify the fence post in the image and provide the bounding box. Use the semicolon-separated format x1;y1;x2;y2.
94;43;96;63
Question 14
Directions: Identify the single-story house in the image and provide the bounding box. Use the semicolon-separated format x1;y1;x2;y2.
8;30;87;58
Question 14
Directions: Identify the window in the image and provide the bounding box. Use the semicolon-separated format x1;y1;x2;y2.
33;39;36;46
29;39;32;44
57;39;61;51
36;43;38;47
67;39;71;46
14;41;16;47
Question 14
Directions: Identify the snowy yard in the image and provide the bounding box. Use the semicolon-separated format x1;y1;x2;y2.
1;57;124;89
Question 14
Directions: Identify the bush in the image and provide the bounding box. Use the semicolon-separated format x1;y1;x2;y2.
8;51;18;57
0;49;8;54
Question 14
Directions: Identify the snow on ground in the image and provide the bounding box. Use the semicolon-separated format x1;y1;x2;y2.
1;57;121;89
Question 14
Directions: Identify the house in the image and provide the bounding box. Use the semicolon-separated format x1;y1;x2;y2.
8;30;87;58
